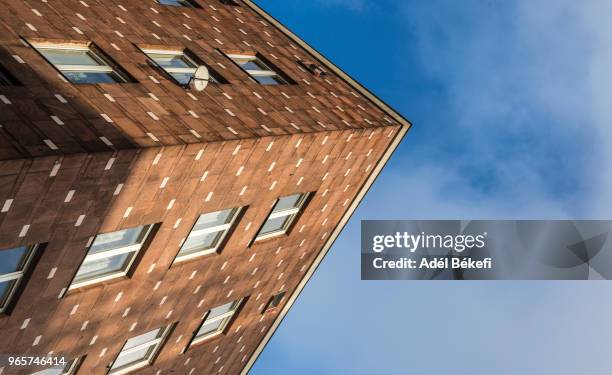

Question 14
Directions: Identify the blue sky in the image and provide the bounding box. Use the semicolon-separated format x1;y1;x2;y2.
251;1;612;374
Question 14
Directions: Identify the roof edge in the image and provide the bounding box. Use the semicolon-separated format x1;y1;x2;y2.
240;2;412;374
242;0;413;131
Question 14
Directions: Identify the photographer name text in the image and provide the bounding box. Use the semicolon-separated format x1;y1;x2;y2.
373;257;493;270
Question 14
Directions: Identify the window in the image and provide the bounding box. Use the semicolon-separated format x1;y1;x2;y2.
69;224;156;289
143;49;223;86
264;291;286;312
227;53;288;85
0;64;19;86
109;325;173;374
156;0;199;7
190;299;243;345
298;60;327;77
255;193;310;241
31;43;130;84
0;245;38;313
175;207;241;262
31;358;80;375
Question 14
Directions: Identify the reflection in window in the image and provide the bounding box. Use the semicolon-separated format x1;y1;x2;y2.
255;193;310;240
0;245;38;313
109;325;172;374
264;291;286;312
227;53;288;85
69;225;156;289
189;299;243;346
31;43;129;84
31;358;80;375
143;49;221;86
175;207;241;262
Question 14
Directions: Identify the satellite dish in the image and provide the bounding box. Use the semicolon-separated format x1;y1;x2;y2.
189;65;210;92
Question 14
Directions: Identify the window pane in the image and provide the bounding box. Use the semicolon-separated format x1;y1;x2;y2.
268;292;286;310
31;360;75;375
259;216;290;235
179;231;222;255
230;55;286;85
0;280;16;307
208;300;236;319
39;49;104;66
112;346;153;369
31;368;64;375
193;208;235;231
169;72;193;85
176;209;237;259
234;57;269;72
63;71;124;84
273;194;303;212
73;252;133;283
157;0;194;7
34;45;128;84
0;246;29;274
110;327;166;371
124;328;163;350
149;53;195;69
89;226;147;254
196;319;225;338
253;75;284;85
192;300;241;343
240;60;267;71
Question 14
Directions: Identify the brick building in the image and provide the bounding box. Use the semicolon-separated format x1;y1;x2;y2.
0;1;410;374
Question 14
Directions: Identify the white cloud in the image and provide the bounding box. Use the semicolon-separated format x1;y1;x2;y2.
388;0;612;219
575;2;612;214
253;1;612;374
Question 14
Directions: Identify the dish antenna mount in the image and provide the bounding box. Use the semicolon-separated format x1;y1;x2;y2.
187;65;210;92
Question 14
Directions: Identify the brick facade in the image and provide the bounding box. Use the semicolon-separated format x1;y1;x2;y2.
0;1;408;374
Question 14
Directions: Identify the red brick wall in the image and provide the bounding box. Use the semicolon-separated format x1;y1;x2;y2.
0;1;402;373
0;127;398;374
0;0;398;160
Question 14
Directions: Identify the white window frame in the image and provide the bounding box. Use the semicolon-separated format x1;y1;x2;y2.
191;299;243;345
31;43;127;83
31;358;80;375
143;49;218;85
255;193;310;241
109;325;173;375
69;224;155;290
143;49;196;82
227;53;286;84
174;207;241;263
0;244;38;313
